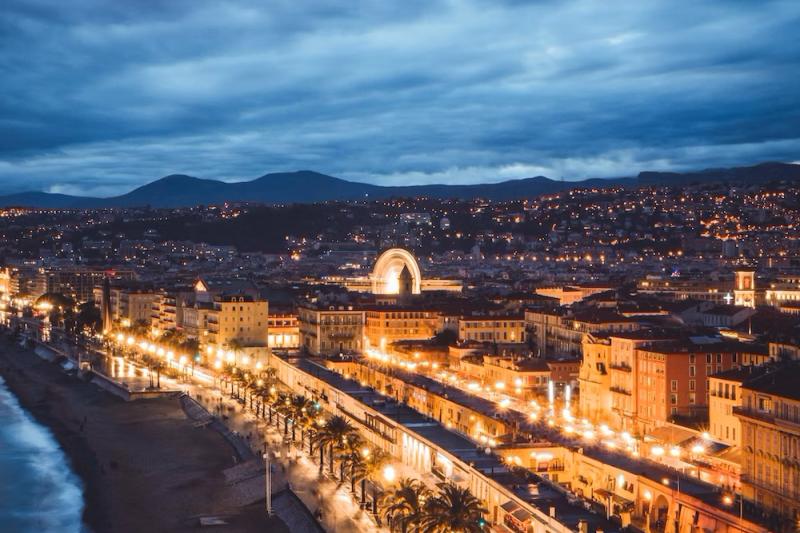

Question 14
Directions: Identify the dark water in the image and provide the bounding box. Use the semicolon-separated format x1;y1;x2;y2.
0;375;86;532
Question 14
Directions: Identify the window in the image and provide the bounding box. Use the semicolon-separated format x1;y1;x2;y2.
689;366;696;377
716;353;722;363
706;354;712;364
689;354;696;364
671;394;678;405
732;353;738;363
689;393;696;405
689;380;696;391
671;380;678;392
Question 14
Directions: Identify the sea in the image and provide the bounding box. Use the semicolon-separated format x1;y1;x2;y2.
0;375;87;533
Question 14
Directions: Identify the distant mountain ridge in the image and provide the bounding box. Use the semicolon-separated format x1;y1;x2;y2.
0;162;797;208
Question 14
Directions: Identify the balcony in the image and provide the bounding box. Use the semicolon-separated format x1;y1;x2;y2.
609;362;632;373
610;386;631;396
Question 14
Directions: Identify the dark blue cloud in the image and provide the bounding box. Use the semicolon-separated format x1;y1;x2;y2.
0;0;798;195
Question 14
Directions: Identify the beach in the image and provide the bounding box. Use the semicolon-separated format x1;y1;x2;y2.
0;337;285;533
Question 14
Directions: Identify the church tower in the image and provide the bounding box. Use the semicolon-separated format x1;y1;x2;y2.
398;264;413;301
734;269;756;308
101;275;113;334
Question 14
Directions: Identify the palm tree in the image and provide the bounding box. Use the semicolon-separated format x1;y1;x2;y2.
317;415;357;477
357;448;390;514
421;482;487;533
226;338;244;366
382;478;431;533
287;395;312;442
273;393;293;435
337;432;366;490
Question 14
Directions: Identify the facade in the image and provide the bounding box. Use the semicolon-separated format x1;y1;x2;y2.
40;267;135;303
579;334;613;423
267;311;299;349
709;367;769;447
459;355;551;399
637;276;731;304
635;342;764;432
342;248;462;294
93;283;158;329
736;366;800;523
206;293;268;349
458;315;526;344
364;306;441;349
298;303;364;356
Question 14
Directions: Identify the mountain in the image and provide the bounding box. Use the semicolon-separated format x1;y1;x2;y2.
0;162;797;208
638;161;800;185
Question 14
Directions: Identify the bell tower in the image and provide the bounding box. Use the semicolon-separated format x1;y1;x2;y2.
734;269;756;308
398;264;413;301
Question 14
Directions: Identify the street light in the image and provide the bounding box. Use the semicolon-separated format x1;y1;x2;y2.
382;465;396;483
262;452;273;517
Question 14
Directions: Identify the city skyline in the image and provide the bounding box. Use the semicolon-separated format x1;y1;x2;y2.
2;0;799;196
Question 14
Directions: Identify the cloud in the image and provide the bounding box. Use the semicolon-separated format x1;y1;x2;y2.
0;0;798;195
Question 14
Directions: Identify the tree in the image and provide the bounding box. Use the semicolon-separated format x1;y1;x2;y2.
356;448;390;514
75;301;102;334
421;482;487;533
288;395;314;444
382;478;431;533
226;338;244;365
129;319;150;337
317;415;358;477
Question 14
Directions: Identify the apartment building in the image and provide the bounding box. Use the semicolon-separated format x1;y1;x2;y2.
206;293;268;349
458;315;525;344
298;302;364;356
736;366;800;522
709;366;769;447
364;305;441;348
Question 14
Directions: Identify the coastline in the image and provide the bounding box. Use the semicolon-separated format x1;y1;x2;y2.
0;337;281;533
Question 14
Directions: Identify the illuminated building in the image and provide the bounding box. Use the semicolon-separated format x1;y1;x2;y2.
267;310;299;349
298;302;364;356
579;334;612;424
457;314;526;343
736;365;800;522
364;305;441;348
340;248;462;294
709;366;769;447
206;293;268;350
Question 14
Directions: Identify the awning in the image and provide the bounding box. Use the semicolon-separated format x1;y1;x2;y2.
511;508;532;523
500;500;521;513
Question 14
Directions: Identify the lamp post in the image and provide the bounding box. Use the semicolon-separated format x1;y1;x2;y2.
263;450;273;518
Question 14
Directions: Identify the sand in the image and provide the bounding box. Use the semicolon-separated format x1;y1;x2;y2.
0;337;288;533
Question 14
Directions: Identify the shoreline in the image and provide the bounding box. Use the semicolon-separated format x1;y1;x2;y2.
0;336;282;533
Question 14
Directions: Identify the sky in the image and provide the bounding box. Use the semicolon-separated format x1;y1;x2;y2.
1;0;799;197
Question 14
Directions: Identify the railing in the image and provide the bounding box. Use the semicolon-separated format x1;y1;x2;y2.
609;362;632;372
610;386;631;396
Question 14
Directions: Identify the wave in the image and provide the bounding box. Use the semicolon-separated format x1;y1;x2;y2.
0;376;88;533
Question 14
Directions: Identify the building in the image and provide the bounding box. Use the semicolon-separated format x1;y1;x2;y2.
709;366;770;447
525;308;640;358
364;305;441;349
635;341;755;433
736;365;800;523
40;267;135;303
534;282;616;306
267;310;299;349
459;355;551;399
458;315;526;344
637;276;731;304
579;334;612;424
206;293;269;350
341;248;462;294
298;302;364;356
